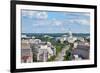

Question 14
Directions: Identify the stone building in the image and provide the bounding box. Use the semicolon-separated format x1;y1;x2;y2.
21;39;33;63
32;42;56;62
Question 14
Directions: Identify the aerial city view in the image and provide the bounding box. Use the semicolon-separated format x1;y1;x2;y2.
21;10;90;63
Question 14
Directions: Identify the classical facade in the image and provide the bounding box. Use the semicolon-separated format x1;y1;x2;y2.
32;41;56;62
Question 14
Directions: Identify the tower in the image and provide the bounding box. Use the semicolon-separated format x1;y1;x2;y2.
68;28;72;38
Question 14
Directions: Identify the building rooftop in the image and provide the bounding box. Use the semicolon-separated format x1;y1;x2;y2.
21;43;31;49
72;45;90;59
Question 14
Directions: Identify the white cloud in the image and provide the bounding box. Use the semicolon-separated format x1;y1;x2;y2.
72;19;90;25
22;10;48;19
32;20;51;27
22;10;36;18
36;12;48;19
52;19;63;26
61;27;67;32
22;10;90;26
82;13;90;16
64;12;90;17
63;18;90;25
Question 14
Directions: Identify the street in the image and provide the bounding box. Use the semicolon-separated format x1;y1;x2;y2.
55;45;70;61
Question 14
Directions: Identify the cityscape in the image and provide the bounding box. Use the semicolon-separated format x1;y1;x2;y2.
21;10;90;63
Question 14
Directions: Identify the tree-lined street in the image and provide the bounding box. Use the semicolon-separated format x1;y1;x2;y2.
55;45;70;61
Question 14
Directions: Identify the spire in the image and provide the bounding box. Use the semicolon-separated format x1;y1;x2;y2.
68;27;72;38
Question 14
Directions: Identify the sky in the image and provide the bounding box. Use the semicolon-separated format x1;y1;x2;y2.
21;10;90;33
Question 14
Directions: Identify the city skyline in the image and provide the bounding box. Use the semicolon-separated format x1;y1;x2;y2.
21;10;90;33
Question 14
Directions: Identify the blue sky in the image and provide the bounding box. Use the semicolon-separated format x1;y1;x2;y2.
21;10;90;33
